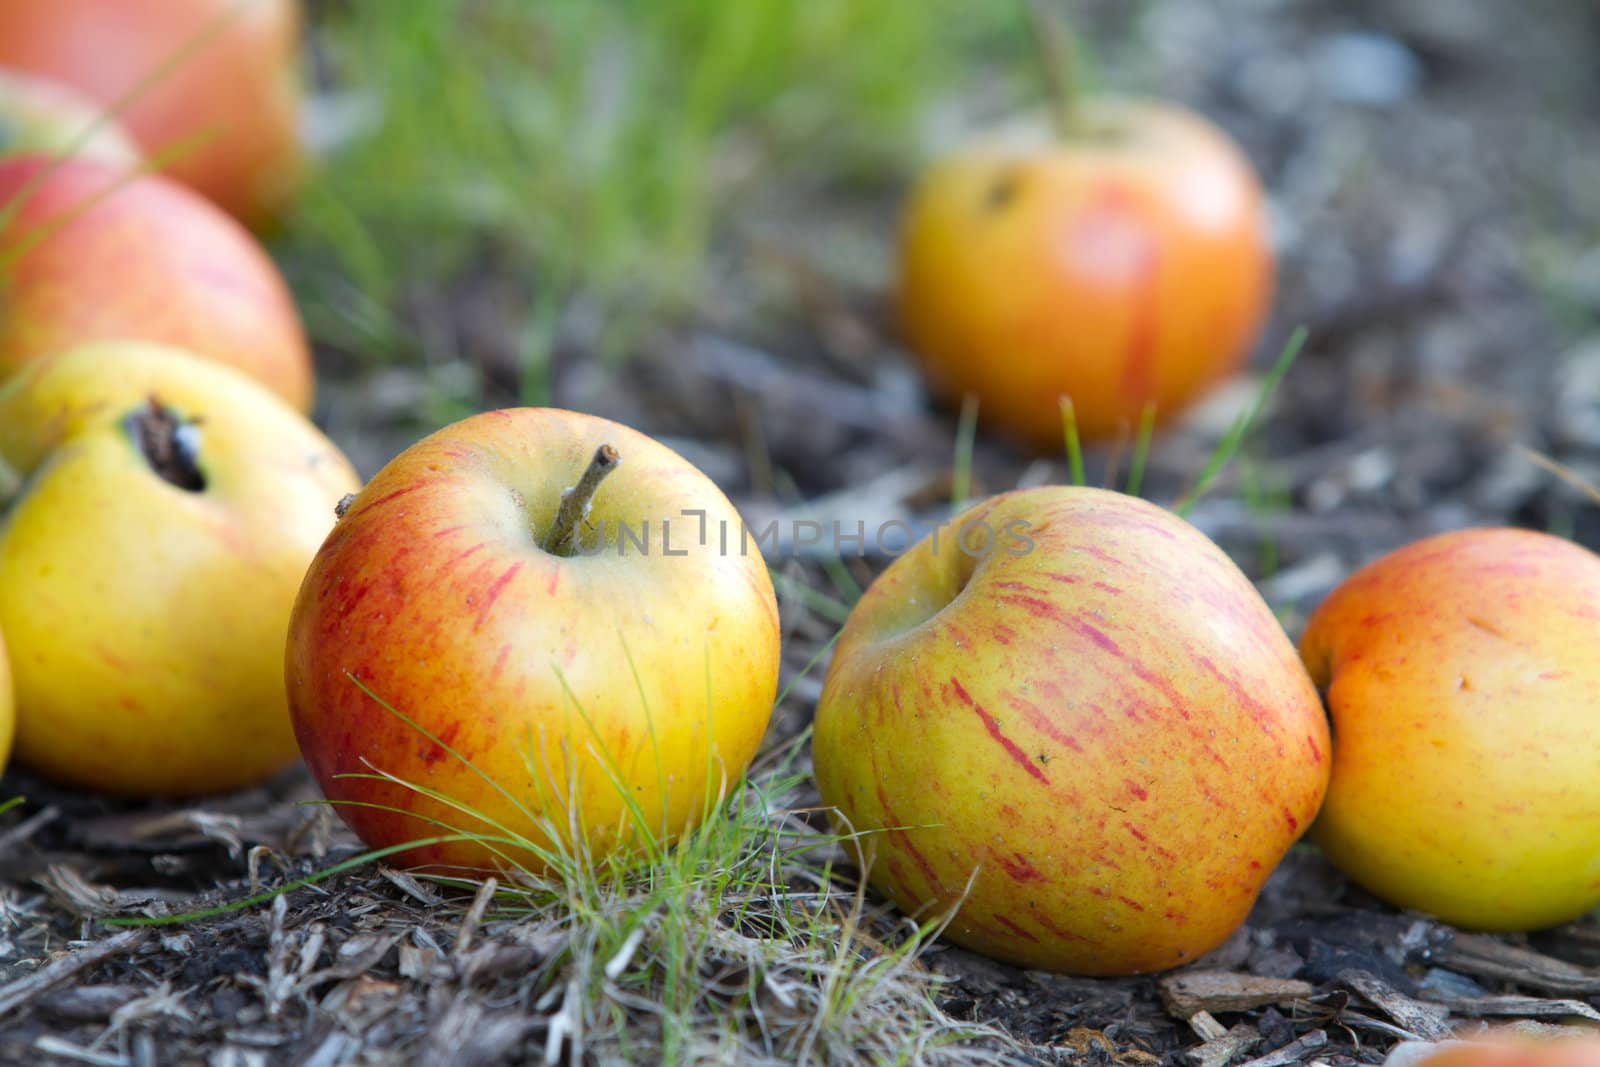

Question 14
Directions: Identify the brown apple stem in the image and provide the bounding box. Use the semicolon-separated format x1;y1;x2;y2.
542;444;621;556
1024;0;1084;138
0;458;19;506
129;396;206;492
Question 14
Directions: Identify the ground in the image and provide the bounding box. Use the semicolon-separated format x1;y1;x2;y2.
5;1;1600;1064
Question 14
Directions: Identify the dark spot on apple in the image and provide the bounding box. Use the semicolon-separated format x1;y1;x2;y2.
984;168;1023;212
127;396;205;492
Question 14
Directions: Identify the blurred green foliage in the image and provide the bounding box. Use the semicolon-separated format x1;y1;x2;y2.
278;0;1026;403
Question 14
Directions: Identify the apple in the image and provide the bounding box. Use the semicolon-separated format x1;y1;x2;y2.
0;342;359;795
0;0;304;225
285;408;782;872
0;69;141;165
811;486;1328;975
896;98;1273;447
1300;528;1600;931
1394;1036;1600;1067
0;155;314;411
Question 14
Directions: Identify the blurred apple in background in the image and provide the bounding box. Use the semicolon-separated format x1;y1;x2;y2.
811;487;1327;974
1301;527;1600;931
1388;1035;1600;1067
0;156;314;410
0;343;359;795
0;69;141;165
287;408;782;873
896;98;1273;448
0;0;304;225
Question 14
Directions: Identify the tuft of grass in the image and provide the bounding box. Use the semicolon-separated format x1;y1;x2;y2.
106;651;1019;1064
280;0;1020;405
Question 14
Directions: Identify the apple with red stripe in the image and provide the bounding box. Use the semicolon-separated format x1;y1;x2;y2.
0;156;314;411
0;69;141;165
896;96;1272;447
811;487;1328;974
0;0;305;225
1391;1035;1600;1067
285;408;782;871
1302;528;1600;931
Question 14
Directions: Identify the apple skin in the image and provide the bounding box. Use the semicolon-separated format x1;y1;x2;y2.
0;156;313;411
0;343;359;795
0;0;304;225
0;69;141;165
1300;528;1600;931
896;98;1273;447
285;408;781;872
1411;1037;1600;1067
811;487;1328;975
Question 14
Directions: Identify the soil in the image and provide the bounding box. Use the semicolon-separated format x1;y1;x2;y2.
7;1;1600;1064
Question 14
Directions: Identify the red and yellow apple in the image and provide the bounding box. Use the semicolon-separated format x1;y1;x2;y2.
811;487;1328;975
0;0;305;225
0;155;313;410
1401;1035;1600;1067
896;99;1273;447
286;408;781;872
1301;528;1600;931
0;342;359;795
0;69;141;165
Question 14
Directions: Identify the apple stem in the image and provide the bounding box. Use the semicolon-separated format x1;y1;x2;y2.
1025;0;1084;138
543;444;621;556
129;396;206;493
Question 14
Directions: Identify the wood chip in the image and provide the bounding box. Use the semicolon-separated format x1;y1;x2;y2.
0;930;150;1022
1160;971;1316;1018
1431;995;1600;1023
1340;970;1454;1041
1236;1030;1329;1067
1186;1024;1264;1067
1436;934;1600;996
1189;1011;1230;1042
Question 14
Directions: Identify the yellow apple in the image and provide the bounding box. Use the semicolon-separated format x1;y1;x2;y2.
812;487;1328;975
0;343;359;794
285;408;781;871
1301;528;1600;930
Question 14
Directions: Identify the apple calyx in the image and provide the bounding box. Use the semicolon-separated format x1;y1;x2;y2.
542;443;620;557
127;395;206;492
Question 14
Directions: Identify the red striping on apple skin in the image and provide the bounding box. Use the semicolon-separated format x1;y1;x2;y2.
1116;233;1162;406
430;525;468;539
359;481;430;513
994;851;1046;883
997;592;1066;623
1033;910;1098;945
874;782;948;894
991;914;1040;944
811;487;1329;975
1001;691;1085;754
949;678;1050;785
